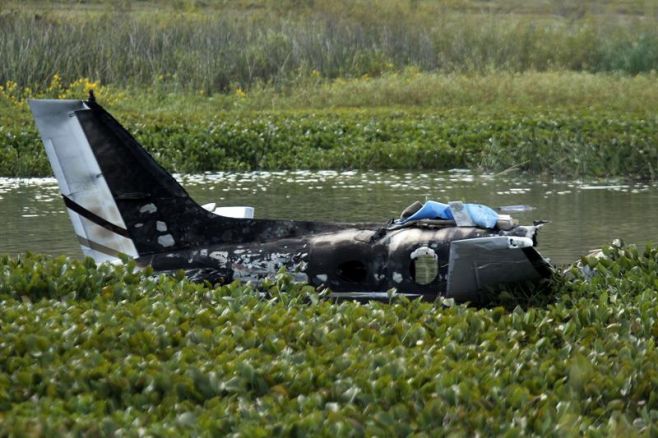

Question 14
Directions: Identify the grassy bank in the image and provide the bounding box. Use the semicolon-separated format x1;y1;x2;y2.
1;1;657;92
1;72;657;179
1;244;658;434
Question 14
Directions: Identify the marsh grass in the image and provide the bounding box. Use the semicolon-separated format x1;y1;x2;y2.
159;70;658;113
1;1;657;92
5;70;656;114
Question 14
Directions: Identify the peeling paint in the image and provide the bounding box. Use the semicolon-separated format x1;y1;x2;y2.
230;252;296;282
156;221;167;232
139;203;157;214
316;274;328;282
393;272;403;283
209;251;229;265
157;234;175;247
386;229;426;253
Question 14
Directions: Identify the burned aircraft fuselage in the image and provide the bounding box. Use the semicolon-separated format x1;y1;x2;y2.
138;220;491;298
132;204;549;302
29;97;552;302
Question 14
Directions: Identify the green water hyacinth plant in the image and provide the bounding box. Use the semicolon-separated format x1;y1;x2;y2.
2;107;657;179
1;245;658;435
2;71;657;179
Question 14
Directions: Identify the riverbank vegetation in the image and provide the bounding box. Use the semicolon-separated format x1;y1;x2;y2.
1;71;657;179
1;1;657;179
1;244;658;434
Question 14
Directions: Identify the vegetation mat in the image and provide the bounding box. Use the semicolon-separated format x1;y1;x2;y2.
1;73;657;179
1;244;658;434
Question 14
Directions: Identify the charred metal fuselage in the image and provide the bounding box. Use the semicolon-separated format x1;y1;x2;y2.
29;97;552;302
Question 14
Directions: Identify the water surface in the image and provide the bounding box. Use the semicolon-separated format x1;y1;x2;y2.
2;170;657;265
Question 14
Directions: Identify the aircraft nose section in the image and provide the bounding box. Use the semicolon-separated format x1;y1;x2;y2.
446;236;551;302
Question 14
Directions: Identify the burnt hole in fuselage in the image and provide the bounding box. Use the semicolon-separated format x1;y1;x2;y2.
336;260;368;283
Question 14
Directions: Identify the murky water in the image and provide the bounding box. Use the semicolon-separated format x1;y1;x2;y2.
2;170;657;265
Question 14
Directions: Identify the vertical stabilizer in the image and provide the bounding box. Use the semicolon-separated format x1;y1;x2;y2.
29;99;139;263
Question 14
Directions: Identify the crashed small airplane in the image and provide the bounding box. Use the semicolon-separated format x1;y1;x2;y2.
29;95;552;302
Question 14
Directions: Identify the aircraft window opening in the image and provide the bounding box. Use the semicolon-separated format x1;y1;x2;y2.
336;260;368;283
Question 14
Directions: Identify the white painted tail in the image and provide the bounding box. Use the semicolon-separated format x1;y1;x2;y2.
29;99;138;263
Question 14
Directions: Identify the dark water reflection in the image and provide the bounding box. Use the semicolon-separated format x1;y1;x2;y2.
2;171;657;265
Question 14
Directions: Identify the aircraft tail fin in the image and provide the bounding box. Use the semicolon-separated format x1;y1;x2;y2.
29;97;209;262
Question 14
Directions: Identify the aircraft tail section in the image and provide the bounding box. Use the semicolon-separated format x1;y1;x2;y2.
29;97;210;261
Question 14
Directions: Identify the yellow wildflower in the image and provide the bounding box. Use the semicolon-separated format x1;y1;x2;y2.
48;73;62;93
85;81;98;92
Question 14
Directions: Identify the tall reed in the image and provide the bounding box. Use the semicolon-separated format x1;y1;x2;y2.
1;2;656;92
